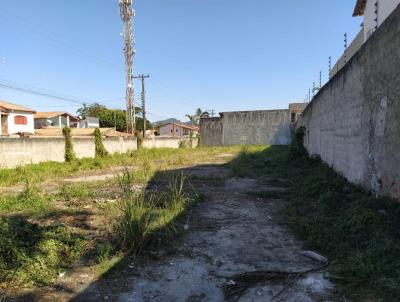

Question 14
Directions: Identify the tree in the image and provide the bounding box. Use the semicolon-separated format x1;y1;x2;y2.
185;108;209;126
76;103;152;133
77;103;107;118
185;114;197;126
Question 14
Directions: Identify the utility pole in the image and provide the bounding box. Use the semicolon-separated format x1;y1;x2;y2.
206;109;216;117
133;74;150;137
119;0;135;135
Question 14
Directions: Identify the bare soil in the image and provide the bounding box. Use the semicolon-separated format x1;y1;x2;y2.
9;164;343;302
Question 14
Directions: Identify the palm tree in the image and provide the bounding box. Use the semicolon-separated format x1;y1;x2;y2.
185;114;197;126
186;108;209;126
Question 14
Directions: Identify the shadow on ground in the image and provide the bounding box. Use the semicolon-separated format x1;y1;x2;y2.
9;146;339;302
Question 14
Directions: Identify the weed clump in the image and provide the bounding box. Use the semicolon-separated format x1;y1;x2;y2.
94;128;108;158
288;126;307;160
62;127;76;162
115;171;196;255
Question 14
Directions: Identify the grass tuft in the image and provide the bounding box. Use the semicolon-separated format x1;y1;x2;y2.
115;171;197;256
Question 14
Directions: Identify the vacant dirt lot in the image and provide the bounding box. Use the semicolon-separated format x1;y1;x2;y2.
67;165;340;302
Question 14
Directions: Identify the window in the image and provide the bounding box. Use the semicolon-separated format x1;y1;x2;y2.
14;115;27;125
291;113;296;123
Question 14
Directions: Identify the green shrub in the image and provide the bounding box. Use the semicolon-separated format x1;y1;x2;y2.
288;126;307;160
95;243;114;264
94;128;108;158
0;216;84;289
62;127;76;162
178;140;188;148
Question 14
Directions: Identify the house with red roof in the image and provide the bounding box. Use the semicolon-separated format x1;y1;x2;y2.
0;100;36;136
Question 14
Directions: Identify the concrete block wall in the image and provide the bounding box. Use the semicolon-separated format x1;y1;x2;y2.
0;136;137;168
199;117;223;146
142;137;198;149
297;5;400;199
200;110;292;146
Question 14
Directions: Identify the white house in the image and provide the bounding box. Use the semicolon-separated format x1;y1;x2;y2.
79;117;100;128
0;100;36;136
330;0;400;78
34;111;80;129
354;0;400;41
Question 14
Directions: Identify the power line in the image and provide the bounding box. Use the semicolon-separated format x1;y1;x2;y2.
0;78;131;111
0;78;93;105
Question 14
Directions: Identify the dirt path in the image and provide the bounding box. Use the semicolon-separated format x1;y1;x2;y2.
68;165;341;302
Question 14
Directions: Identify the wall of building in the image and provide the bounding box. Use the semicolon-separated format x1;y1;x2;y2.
142;137;198;149
7;112;35;134
159;124;183;137
200;110;292;146
364;0;400;40
296;5;400;199
0;136;137;168
199;117;223;146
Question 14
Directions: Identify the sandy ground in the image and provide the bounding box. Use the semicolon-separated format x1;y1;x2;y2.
61;165;342;302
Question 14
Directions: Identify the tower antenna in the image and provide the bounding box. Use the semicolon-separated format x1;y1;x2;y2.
119;0;135;134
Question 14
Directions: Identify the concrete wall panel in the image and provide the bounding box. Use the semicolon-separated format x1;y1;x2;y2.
297;5;400;199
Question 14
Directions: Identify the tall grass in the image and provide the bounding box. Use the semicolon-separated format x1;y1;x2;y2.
115;171;196;255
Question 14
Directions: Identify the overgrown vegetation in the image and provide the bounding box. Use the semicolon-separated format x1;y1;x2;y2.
62;127;76;162
0;181;52;216
94;128;109;158
0;216;84;290
1;146;250;294
115;171;198;255
0;146;252;187
230;144;400;302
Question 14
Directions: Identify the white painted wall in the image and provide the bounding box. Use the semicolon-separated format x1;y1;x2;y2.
7;112;35;134
364;0;400;40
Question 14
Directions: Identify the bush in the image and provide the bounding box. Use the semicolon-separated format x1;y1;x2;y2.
94;128;108;158
288;126;307;160
62;127;76;162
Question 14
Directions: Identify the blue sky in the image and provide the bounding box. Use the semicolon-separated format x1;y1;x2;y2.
0;0;362;122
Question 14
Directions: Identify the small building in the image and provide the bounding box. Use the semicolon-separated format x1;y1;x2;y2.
289;103;308;123
34;112;80;129
159;123;199;137
0;100;36;136
354;0;400;41
79;117;100;128
331;0;400;78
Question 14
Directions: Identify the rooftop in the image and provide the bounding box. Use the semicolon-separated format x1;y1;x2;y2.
34;111;79;120
0;100;36;113
353;0;367;16
161;123;199;131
